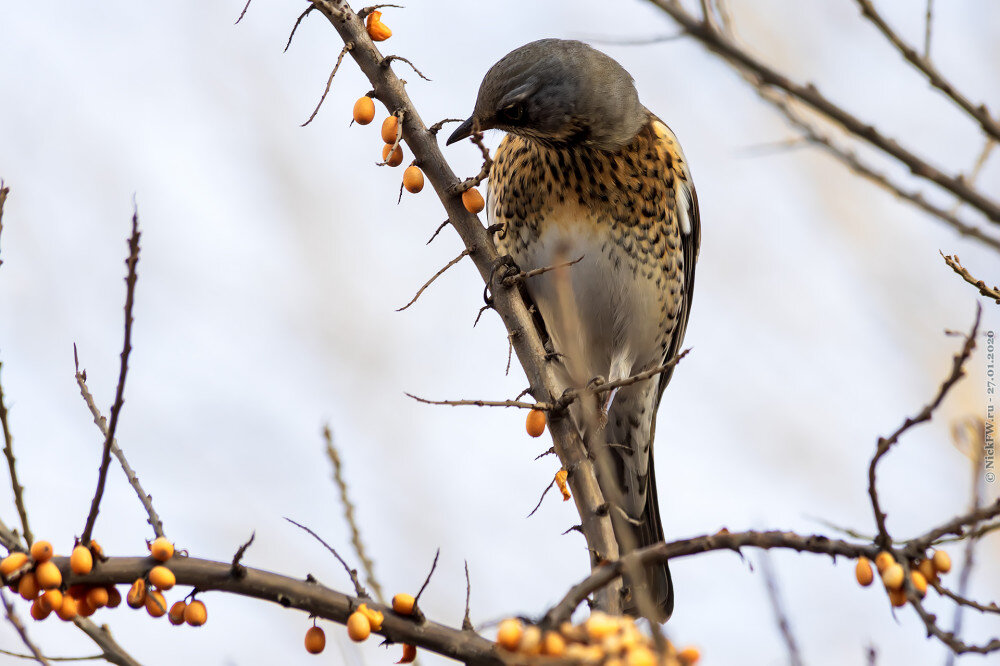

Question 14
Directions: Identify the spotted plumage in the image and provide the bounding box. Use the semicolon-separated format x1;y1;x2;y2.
449;39;700;622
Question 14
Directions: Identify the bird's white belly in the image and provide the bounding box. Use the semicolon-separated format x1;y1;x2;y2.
512;222;662;387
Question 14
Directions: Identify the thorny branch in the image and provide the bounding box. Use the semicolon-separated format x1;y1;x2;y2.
1;588;48;665
647;0;1000;227
73;344;165;539
323;426;384;602
397;248;472;311
80;207;141;547
941;253;1000;304
284;517;368;599
302;42;353;127
0;362;32;548
868;305;981;550
451;132;493;194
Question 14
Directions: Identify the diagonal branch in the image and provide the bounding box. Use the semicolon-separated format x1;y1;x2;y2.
396;248;472;311
941;253;1000;304
80;208;141;546
1;589;48;665
0;363;32;547
74;345;164;538
854;0;1000;145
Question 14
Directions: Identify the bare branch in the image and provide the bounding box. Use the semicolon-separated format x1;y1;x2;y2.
323;426;384;603
230;531;255;579
941;253;1000;304
405;392;549;410
80;207;141;547
462;561;473;631
1;588;49;665
71;619;142;666
450;132;493;194
923;0;934;57
0;182;8;267
381;55;431;81
284;517;368;598
868;305;980;549
854;0;1000;144
502;256;584;287
74;344;164;538
235;0;252;24
0;363;32;547
284;5;316;52
759;553;804;666
396;248;472;312
301;42;353;127
413;548;440;605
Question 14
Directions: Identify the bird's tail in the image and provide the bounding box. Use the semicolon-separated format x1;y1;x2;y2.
620;460;673;622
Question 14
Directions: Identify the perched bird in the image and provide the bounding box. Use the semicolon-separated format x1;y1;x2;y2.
448;39;700;621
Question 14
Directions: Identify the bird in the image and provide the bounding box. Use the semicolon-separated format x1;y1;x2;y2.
447;39;700;622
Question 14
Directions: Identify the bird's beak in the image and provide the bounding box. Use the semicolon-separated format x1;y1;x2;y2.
446;116;476;145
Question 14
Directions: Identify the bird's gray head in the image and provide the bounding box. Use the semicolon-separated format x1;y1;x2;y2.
446;39;646;151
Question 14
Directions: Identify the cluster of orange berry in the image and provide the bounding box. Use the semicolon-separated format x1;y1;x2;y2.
855;548;951;607
304;593;417;662
0;536;207;627
495;613;700;666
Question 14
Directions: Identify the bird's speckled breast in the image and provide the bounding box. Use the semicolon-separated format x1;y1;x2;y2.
488;114;691;367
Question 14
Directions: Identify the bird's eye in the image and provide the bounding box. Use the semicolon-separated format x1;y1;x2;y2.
501;103;524;122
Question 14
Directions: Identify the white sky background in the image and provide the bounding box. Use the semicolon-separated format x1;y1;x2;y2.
1;0;999;664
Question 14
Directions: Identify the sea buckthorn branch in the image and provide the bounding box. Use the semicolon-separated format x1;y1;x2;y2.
322;426;384;603
73;345;165;539
70;618;141;666
867;304;980;551
79;207;141;548
0;362;32;549
852;0;1000;145
300;0;624;608
301;42;353;127
646;0;1000;234
941;253;1000;304
1;588;48;665
395;248;472;312
42;555;503;666
285;517;369;599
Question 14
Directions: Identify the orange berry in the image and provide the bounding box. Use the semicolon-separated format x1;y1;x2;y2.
347;610;371;642
35;561;61;590
916;558;938;583
403;165;424;193
353;97;375;125
874;551;894;574
106;586;122;609
496;618;523;651
305;625;326;654
911;570;928;597
678;646;701;664
888;587;907;607
382;143;404;167
462;188;485;214
30;541;53;563
18;572;40;600
149;565;176;590
87;586;109;609
397;643;417;664
542;631;566;656
66;584;89;600
70;545;93;575
381;115;399;144
932;549;952;574
1;551;28;576
150;537;174;562
88;541;103;559
77;597;96;618
585;611;617;641
365;10;392;41
56;595;78;621
184;599;207;627
882;563;904;590
392;593;415;615
146;589;167;618
627;646;656;666
168;600;187;625
526;409;546;437
358;603;384;631
40;589;63;614
127;578;146;609
855;557;874;587
30;597;51;621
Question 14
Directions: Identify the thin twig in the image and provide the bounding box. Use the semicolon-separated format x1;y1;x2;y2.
501;256;584;287
526;476;557;519
450;132;492;194
868;305;980;549
302;42;353;127
285;517;368;598
578;33;684;46
404;393;549;411
285;5;316;52
80;207;141;547
0;182;8;267
462;560;473;631
74;344;164;538
941;253;1000;304
1;589;49;665
854;0;1000;144
0;648;100;662
323;425;384;603
230;532;255;579
759;553;804;666
413;548;440;605
235;0;252;24
396;248;471;312
923;0;934;57
381;55;431;81
0;362;32;547
425;219;450;245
